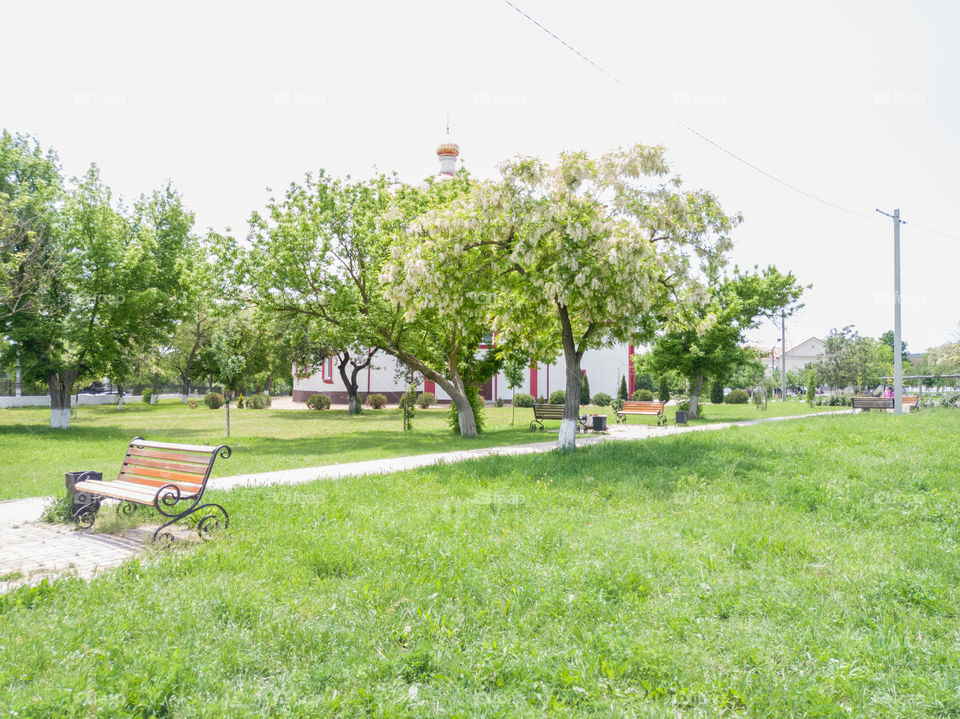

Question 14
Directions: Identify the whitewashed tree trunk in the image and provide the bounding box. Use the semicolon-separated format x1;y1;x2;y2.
48;370;77;429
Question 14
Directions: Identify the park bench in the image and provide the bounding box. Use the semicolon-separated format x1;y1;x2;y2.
851;395;920;412
71;437;232;542
530;404;589;432
615;400;668;426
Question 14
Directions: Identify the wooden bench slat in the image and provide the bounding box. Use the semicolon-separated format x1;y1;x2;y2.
122;455;209;475
130;439;226;454
127;447;215;465
120;464;206;485
76;480;160;504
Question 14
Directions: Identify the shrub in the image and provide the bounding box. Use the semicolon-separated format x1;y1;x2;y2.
236;393;245;409
676;400;690;412
806;370;816;405
710;381;724;404
631;389;654;401
618;377;629;401
399;388;417;430
187;400;199;409
366;393;387;409
658;376;670;402
580;373;590;406
592;392;612;407
204;392;224;409
514;393;535;408
416;392;436;409
306;393;331;410
549;390;565;405
447;385;485;434
636;373;655;392
495;397;504;408
141;389;152;404
247;393;272;409
725;389;749;404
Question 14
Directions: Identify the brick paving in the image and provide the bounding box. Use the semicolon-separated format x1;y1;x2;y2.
0;410;846;594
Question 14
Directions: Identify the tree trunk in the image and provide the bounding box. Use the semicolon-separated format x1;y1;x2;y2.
48;370;77;429
688;374;705;419
151;372;158;404
117;383;124;410
558;306;588;451
225;391;231;438
180;374;190;404
560;345;582;450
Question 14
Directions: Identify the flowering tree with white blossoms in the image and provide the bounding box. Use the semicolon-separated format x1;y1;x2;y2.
248;170;499;436
391;145;740;449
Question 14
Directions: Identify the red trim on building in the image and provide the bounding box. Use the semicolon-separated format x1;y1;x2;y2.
424;379;435;394
530;365;537;398
628;345;635;396
366;364;371;393
323;356;334;384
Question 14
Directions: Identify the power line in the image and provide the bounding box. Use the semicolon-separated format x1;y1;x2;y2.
500;0;960;241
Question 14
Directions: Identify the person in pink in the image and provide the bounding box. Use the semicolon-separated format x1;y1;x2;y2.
882;386;894;398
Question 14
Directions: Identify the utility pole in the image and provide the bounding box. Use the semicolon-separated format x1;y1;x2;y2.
781;311;787;401
877;208;906;415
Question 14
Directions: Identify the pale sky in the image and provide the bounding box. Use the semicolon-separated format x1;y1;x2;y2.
3;1;958;352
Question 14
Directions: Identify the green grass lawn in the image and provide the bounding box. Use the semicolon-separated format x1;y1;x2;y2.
2;410;956;716
0;399;840;501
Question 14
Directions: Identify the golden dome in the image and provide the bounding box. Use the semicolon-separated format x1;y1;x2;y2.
436;142;460;157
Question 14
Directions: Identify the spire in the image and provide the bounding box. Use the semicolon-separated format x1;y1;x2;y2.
436;112;459;176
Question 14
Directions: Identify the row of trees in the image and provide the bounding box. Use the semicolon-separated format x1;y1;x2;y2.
4;131;808;449
0;132;296;428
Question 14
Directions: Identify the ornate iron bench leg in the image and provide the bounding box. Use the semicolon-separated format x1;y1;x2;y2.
153;502;230;543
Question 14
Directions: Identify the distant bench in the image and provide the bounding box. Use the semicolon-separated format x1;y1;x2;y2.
615;400;667;426
530;404;589;432
851;395;919;412
71;437;232;543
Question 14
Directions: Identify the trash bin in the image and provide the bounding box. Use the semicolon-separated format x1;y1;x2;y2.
674;411;688;425
66;471;102;515
592;414;607;432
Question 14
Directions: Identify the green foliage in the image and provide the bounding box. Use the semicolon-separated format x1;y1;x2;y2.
513;393;535;408
591;392;612;407
203;392;224;409
618;376;629;401
40;492;73;524
636;373;655;392
141;389;152;404
447;385;485;435
399;387;417;430
366;393;387;409
549;390;565;405
710;380;725;404
658;376;670;402
579;372;590;406
306;393;331;410
236;393;244;409
814;326;893;391
495;397;504;408
246;393;272;409
632;389;654;401
725;389;749;404
416;392;436;409
807;370;816;405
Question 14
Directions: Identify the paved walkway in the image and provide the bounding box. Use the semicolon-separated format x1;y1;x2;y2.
0;410;846;593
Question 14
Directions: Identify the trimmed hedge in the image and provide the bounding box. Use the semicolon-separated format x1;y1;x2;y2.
306;393;331;410
366;393;387;409
204;392;224;409
549;390;565;405
591;392;613;407
416;392;436;409
514;393;535;408
247;393;272;409
631;389;654;401
725;389;749;404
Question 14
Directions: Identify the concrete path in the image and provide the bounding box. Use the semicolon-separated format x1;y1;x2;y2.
0;409;846;593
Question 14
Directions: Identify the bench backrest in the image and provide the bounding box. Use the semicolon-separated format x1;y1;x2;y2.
902;395;919;407
851;397;893;408
621;401;666;413
119;437;231;497
533;403;566;419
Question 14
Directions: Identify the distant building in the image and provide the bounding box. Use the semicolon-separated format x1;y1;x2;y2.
767;336;825;376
